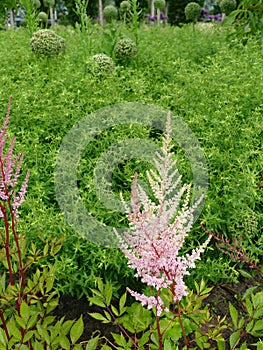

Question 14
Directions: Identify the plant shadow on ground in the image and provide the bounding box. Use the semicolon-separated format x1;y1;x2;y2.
53;266;263;349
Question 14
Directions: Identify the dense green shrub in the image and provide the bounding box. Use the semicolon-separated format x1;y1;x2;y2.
220;0;237;14
30;29;66;58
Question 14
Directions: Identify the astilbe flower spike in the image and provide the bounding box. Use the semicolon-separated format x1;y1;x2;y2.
115;113;211;317
0;97;30;219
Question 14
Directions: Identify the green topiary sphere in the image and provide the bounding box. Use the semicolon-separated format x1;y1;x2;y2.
184;2;202;22
220;0;237;15
87;54;115;76
154;0;165;10
103;5;118;23
43;0;55;7
114;38;137;63
32;0;41;8
30;29;65;58
38;12;48;23
120;1;131;13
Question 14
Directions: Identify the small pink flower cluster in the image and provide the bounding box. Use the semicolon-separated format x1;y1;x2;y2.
116;114;211;316
0;97;30;218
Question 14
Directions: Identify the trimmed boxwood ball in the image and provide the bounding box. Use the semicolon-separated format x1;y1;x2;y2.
220;0;237;15
30;29;65;58
114;38;137;63
120;1;131;13
185;2;202;22
103;5;118;23
38;12;48;23
87;54;115;76
154;0;165;10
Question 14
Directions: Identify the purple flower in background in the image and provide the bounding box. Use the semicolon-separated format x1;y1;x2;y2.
160;12;168;20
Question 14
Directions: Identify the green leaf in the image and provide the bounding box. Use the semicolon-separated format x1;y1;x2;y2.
252;320;263;332
229;330;240;349
23;330;35;342
100;345;112;350
89;313;110;323
164;339;173;350
229;303;238;328
61;319;75;335
238;269;253;279
59;335;71;349
88;296;106;308
20;300;30;323
111;332;129;347
15;315;26;329
245;297;253;317
104;282;112;306
70;316;84;344
111;305;119;317
104;311;112;321
241;287;258;301
33;341;45;350
256;342;263;350
7;318;21;341
246;320;254;333
119;293;127;314
0;328;7;345
84;335;100;350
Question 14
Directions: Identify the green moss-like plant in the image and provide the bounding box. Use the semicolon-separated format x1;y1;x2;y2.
154;0;165;10
184;2;202;22
103;5;118;23
30;29;65;58
114;38;137;63
87;53;115;76
220;0;237;15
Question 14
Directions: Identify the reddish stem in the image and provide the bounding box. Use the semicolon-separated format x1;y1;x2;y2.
0;309;10;343
176;300;189;349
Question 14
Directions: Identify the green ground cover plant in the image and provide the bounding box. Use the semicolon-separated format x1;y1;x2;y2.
0;20;262;301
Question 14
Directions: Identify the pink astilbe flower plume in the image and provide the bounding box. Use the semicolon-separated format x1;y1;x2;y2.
115;113;211;316
0;97;30;219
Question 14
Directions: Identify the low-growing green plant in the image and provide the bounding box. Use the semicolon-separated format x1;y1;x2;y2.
89;277;227;349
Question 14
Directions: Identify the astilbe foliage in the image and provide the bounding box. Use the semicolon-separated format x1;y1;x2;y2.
116;113;211;317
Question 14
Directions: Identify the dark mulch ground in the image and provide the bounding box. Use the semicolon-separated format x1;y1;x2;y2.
53;272;263;349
